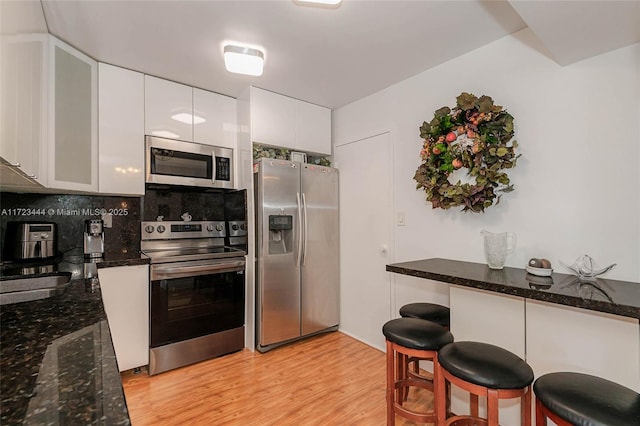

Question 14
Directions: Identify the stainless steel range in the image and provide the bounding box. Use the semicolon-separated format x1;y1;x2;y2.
141;220;246;375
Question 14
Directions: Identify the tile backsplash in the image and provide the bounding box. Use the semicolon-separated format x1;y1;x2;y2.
1;188;247;262
0;192;141;261
143;187;225;221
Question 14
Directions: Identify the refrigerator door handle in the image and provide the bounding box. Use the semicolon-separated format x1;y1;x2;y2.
302;192;308;266
296;192;303;266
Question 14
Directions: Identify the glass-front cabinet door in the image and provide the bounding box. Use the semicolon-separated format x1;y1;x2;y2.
48;37;98;192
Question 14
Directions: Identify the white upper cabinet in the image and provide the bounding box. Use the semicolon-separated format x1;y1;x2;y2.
0;34;48;187
48;37;98;192
250;87;296;148
295;100;331;155
144;75;193;141
250;87;331;155
193;88;237;149
98;63;145;195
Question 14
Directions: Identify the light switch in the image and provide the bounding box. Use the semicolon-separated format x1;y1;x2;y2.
396;212;406;226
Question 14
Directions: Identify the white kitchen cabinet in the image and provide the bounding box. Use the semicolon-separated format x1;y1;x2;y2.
98;264;149;372
98;63;145;195
250;86;331;155
294;99;331;155
0;34;48;187
250;87;296;148
449;285;526;424
47;37;98;192
144;75;193;141
450;285;526;356
193;88;237;150
526;300;639;392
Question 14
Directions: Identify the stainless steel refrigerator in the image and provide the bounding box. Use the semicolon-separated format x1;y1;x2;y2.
254;158;339;352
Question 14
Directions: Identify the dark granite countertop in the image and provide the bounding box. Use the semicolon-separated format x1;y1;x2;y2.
387;258;640;320
0;250;148;281
97;249;150;269
0;278;130;425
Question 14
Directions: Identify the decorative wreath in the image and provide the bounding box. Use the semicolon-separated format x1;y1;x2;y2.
413;92;519;212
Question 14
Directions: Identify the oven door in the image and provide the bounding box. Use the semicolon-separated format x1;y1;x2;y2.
150;258;245;348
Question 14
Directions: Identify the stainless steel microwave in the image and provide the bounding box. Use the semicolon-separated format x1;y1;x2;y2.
145;136;234;189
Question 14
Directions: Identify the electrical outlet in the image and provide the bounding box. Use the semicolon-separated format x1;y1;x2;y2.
101;212;113;228
396;212;406;226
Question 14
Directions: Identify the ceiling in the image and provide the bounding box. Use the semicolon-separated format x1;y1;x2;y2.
1;1;639;109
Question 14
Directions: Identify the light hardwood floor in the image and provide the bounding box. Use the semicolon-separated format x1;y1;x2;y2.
121;331;433;425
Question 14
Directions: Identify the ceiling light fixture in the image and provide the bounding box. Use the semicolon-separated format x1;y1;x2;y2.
171;113;206;125
223;45;265;77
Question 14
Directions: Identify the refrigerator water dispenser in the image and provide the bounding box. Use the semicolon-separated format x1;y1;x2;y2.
268;215;293;254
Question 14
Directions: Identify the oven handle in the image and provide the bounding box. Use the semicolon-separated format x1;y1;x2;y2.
151;260;245;280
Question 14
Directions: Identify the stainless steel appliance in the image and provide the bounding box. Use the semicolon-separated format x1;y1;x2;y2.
141;220;246;375
145;136;234;189
3;222;57;260
83;219;104;258
254;158;339;352
226;220;247;249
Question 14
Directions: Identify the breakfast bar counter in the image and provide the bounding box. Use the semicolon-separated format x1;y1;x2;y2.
386;258;640;319
388;258;640;422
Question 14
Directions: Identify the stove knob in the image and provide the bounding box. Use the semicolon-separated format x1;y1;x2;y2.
157;225;166;233
215;224;223;232
206;224;214;232
40;233;50;239
145;225;155;233
232;224;239;231
240;223;247;230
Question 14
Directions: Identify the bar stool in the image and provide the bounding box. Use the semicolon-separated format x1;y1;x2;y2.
534;372;640;425
399;303;451;386
436;341;534;426
383;317;454;425
399;302;450;328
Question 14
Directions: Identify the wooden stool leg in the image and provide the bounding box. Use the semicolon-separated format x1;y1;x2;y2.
470;393;479;418
401;354;408;401
535;398;546;426
396;353;405;403
446;381;452;417
522;386;531;426
386;340;395;426
435;360;447;425
487;388;499;426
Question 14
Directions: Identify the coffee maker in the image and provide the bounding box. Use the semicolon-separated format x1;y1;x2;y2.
83;219;104;258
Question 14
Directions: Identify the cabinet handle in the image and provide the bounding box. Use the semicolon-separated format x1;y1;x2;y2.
10;162;21;167
28;175;37;179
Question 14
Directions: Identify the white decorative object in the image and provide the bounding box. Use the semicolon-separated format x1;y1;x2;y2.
526;265;553;277
561;254;616;281
291;151;307;163
481;230;516;269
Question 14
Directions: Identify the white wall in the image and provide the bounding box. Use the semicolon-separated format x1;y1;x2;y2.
334;29;640;331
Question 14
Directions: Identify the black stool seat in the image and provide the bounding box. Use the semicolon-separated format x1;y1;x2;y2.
534;372;640;425
439;341;534;389
399;303;450;327
382;317;453;351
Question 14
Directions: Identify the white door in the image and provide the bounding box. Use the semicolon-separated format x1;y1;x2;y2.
335;132;392;351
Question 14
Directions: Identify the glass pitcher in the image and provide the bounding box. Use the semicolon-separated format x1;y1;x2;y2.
481;230;517;270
